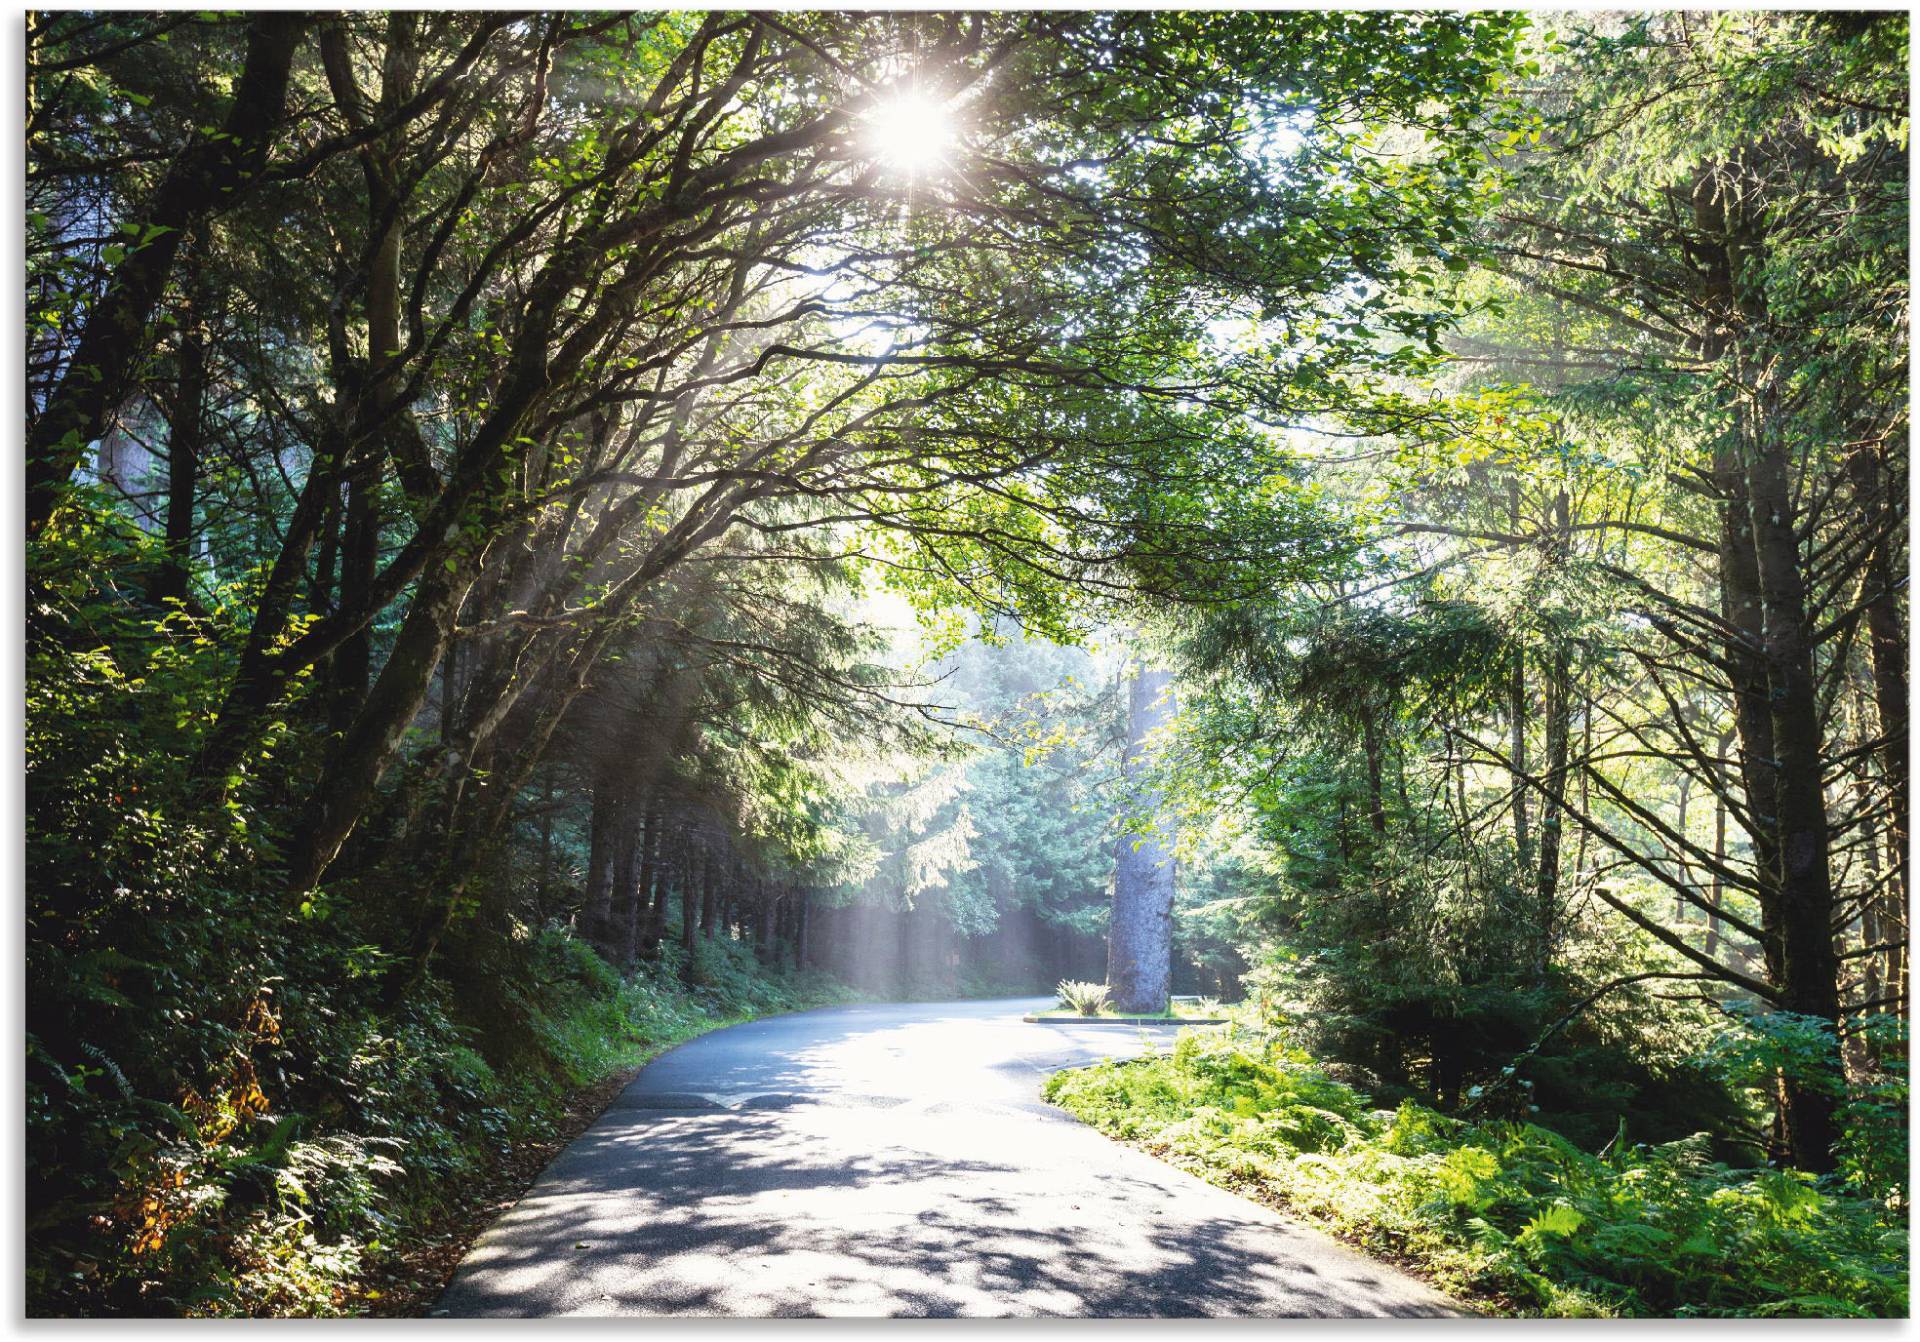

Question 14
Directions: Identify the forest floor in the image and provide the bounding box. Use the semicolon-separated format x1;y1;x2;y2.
435;999;1455;1317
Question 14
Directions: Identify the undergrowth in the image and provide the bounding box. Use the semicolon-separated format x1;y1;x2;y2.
1044;1027;1907;1318
29;928;853;1317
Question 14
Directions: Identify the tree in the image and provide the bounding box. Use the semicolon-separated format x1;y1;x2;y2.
1465;10;1908;1169
1108;662;1178;1014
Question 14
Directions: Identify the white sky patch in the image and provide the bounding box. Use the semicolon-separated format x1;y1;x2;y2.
862;89;960;180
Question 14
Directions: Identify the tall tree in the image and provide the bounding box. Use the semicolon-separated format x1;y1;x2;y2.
1108;662;1177;1014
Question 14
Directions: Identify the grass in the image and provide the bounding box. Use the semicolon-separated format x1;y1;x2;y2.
1031;1002;1226;1021
1044;1027;1907;1318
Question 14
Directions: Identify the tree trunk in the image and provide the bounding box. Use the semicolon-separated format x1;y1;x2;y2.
1743;404;1844;1171
288;563;477;895
330;469;382;734
155;233;209;607
1846;434;1908;1014
1846;435;1908;890
1532;488;1573;976
630;795;663;962
579;762;626;954
1534;647;1572;973
1693;174;1842;1171
680;840;701;985
1673;771;1694;925
1358;699;1388;843
1706;775;1727;964
536;774;556;920
325;16;419;732
700;853;719;938
1108;663;1177;1014
1509;476;1532;872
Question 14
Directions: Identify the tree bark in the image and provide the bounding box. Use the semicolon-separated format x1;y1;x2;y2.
579;761;627;954
1743;393;1844;1171
322;15;418;727
680;838;701;984
1845;434;1908;926
700;853;719;938
636;803;667;959
1531;489;1573;977
1509;477;1532;873
288;563;477;894
155;233;210;606
1108;663;1177;1014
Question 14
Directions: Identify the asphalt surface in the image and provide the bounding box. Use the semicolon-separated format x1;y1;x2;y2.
437;997;1460;1318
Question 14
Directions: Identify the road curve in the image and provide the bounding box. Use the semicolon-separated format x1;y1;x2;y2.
437;997;1459;1318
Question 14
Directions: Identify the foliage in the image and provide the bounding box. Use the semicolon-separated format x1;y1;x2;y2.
29;907;851;1317
24;534;856;1313
1057;981;1113;1017
1047;1028;1907;1317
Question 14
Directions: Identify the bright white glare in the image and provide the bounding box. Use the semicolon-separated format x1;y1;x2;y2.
863;91;957;177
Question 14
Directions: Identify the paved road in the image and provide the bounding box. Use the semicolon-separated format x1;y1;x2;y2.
437;997;1458;1318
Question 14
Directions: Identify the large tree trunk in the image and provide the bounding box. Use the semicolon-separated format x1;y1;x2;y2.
611;795;649;966
680;840;702;985
700;854;719;938
1846;432;1908;1017
1534;643;1573;972
579;762;628;954
288;563;477;895
1743;396;1844;1172
1107;663;1177;1014
791;886;806;971
330;472;382;734
636;807;668;960
1846;434;1908;883
322;15;418;730
1694;175;1843;1171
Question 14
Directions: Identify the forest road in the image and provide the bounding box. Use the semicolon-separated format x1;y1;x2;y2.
435;997;1461;1317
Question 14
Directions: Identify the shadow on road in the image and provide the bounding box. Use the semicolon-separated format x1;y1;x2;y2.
440;1101;1453;1318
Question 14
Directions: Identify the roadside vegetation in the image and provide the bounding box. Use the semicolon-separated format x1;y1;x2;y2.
1039;982;1223;1021
30;857;852;1318
1048;1024;1907;1318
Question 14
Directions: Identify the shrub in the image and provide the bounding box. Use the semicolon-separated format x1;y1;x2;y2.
1046;1027;1907;1317
1057;980;1112;1016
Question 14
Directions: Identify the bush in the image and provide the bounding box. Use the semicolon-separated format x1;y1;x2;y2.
1046;1028;1907;1317
1057;980;1112;1016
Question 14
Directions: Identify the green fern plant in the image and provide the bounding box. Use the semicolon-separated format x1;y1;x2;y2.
1057;980;1112;1016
